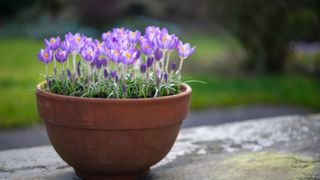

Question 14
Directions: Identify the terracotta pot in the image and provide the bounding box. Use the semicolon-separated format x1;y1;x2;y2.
36;84;191;179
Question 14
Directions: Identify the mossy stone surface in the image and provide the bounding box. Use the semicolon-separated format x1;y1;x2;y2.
209;152;318;180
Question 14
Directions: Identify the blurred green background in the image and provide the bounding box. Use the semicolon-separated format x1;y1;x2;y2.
0;0;320;128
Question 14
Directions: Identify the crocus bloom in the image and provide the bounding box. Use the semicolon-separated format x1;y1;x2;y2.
156;29;178;50
140;37;155;56
145;26;160;42
109;49;121;62
113;27;127;37
55;49;68;63
120;48;140;65
95;40;106;54
95;57;107;69
177;41;196;59
80;42;97;62
128;30;141;43
117;39;130;50
105;37;118;49
65;32;85;52
101;31;113;41
154;48;163;61
60;40;69;51
37;47;53;64
45;37;61;50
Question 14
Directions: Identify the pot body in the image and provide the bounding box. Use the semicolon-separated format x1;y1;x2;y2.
36;84;191;179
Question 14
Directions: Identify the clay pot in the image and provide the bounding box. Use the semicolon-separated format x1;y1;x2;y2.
36;84;191;179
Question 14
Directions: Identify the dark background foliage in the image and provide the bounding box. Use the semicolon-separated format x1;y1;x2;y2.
1;0;319;73
0;0;320;127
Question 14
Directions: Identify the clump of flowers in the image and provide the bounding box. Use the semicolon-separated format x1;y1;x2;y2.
37;26;195;98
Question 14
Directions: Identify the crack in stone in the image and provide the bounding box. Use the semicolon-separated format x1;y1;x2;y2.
0;164;69;173
0;165;48;173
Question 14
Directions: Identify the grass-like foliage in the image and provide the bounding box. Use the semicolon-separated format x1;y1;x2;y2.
44;66;181;98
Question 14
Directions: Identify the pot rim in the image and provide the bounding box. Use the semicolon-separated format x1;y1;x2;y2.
36;82;191;103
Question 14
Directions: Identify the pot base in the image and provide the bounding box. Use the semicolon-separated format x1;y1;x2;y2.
75;168;149;180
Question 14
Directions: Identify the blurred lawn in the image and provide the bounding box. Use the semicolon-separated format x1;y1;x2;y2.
185;73;320;109
0;38;44;128
0;38;320;128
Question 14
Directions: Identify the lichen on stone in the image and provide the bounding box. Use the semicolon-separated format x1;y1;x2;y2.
209;151;318;180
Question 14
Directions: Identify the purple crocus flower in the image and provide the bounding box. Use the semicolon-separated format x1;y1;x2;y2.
37;47;53;64
80;42;97;62
177;41;196;59
113;27;127;37
105;37;118;49
109;49;121;62
95;57;107;69
65;32;85;53
145;26;160;42
120;48;140;65
60;40;69;51
140;37;155;56
55;49;68;63
140;63;147;73
95;40;110;58
128;30;141;43
117;39;130;50
101;31;113;42
168;35;178;50
95;40;107;55
154;48;163;61
45;37;61;50
146;57;154;67
156;28;179;50
84;37;94;44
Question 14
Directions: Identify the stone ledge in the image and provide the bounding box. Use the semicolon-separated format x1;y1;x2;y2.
1;114;320;179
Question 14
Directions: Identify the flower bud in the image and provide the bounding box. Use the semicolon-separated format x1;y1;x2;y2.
171;62;176;71
104;69;108;78
140;64;147;73
154;48;163;61
146;57;154;67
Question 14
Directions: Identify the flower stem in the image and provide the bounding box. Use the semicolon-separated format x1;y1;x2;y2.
61;63;65;80
45;63;48;90
53;56;57;78
87;62;91;85
165;51;171;73
45;63;48;80
67;56;70;69
72;53;76;77
176;57;185;81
